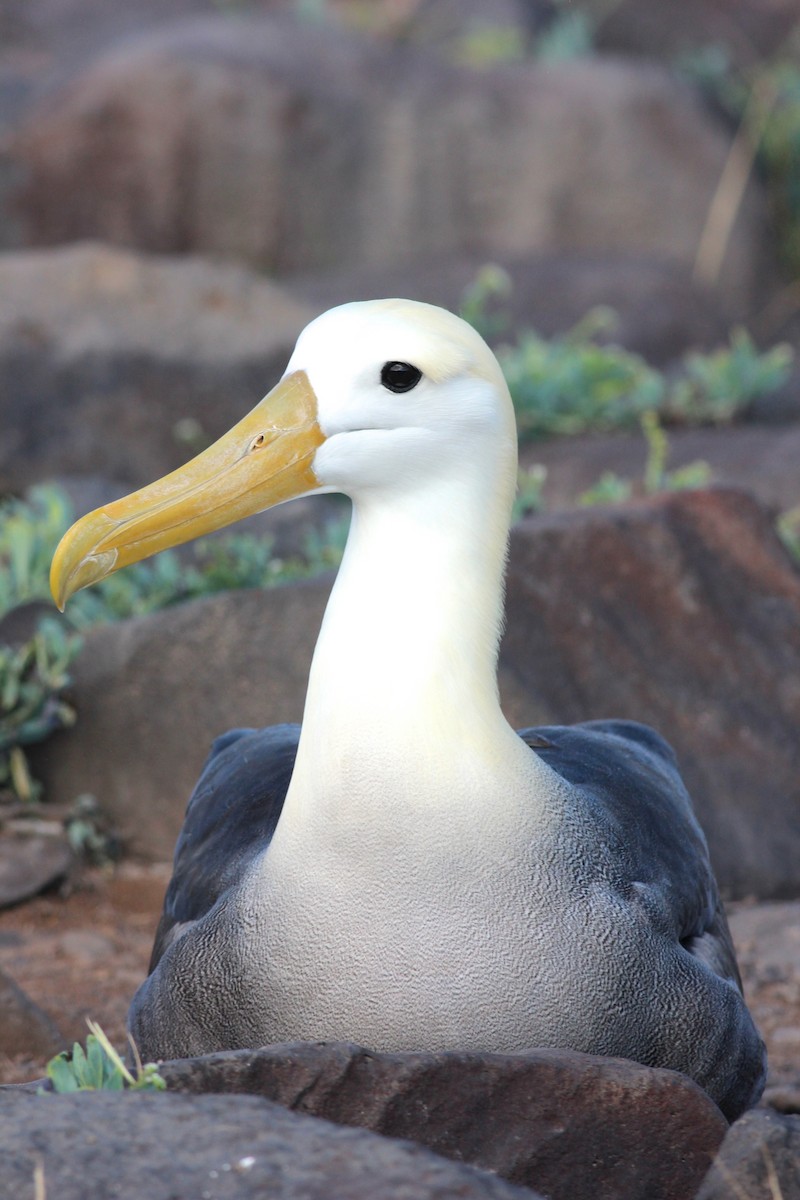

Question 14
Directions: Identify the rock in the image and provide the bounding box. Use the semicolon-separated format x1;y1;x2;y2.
30;581;332;860
0;2;296;252
290;251;732;365
0;833;73;908
0;600;67;647
696;1108;800;1200
0;967;62;1058
501;487;800;900
160;1042;727;1200
525;422;800;514
0;1090;540;1200
0;243;313;491
596;0;800;69
31;488;800;899
764;1084;800;1114
10;15;768;309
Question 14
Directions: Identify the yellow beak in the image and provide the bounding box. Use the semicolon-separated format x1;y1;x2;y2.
50;371;324;611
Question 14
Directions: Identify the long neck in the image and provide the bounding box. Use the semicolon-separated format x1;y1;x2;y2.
269;436;563;838
304;481;511;753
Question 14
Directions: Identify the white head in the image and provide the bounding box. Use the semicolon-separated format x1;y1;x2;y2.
289;299;517;503
51;299;519;606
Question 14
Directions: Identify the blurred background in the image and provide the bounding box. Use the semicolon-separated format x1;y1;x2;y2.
1;0;800;1091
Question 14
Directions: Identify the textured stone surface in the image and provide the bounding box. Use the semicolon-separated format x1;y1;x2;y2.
0;243;312;491
0;833;73;909
696;1108;800;1199
0;1089;539;1200
501;487;800;900
160;1041;727;1200
10;14;767;307
0;967;62;1058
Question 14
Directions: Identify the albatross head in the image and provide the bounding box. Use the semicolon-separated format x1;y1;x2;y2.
51;299;518;609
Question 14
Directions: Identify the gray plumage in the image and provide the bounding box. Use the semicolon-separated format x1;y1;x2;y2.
129;718;765;1121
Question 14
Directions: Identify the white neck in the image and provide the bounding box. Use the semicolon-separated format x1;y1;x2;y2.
270;454;563;852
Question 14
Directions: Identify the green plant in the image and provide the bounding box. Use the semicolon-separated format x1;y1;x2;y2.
0;487;74;616
534;1;595;63
497;308;667;439
459;264;513;341
665;328;793;424
64;794;120;865
578;412;712;506
64;516;350;630
0;621;79;802
512;464;548;521
44;1023;165;1093
460;279;793;438
0;484;348;806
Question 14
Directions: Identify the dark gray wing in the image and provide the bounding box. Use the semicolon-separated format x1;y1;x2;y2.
148;723;300;972
518;719;742;990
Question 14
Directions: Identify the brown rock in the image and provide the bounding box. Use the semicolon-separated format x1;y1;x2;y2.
10;15;768;309
696;1108;800;1200
0;243;313;492
0;967;62;1058
161;1041;727;1200
501;487;800;899
0;1089;541;1200
0;833;73;908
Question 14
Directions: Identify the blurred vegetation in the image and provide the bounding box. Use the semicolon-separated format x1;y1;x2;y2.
679;40;800;276
0;486;347;808
514;412;712;521
462;267;793;438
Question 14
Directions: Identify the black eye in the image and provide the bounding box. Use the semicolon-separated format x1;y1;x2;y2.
380;361;422;393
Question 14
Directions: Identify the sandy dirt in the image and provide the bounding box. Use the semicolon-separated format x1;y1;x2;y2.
0;864;798;1105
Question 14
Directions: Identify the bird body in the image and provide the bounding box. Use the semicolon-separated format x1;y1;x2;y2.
51;300;766;1120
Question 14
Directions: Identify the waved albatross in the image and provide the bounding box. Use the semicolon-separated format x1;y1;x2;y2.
51;299;765;1119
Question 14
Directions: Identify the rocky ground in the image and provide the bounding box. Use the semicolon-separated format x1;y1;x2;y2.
0;862;797;1111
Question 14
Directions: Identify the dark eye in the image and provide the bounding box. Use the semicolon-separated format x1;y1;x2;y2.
380;361;422;393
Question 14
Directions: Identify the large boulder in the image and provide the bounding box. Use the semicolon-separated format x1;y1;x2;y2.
0;243;312;491
31;487;800;900
160;1041;727;1200
10;14;769;310
0;833;73;908
0;1090;538;1200
502;487;800;900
